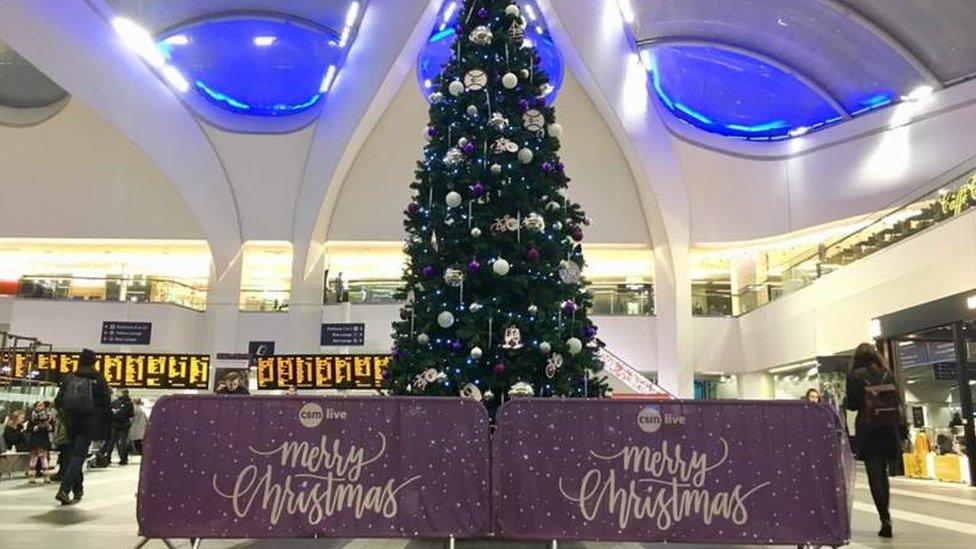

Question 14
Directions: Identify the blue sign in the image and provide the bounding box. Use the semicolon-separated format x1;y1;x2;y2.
101;321;152;345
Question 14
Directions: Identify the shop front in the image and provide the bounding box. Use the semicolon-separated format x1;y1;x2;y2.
875;290;976;486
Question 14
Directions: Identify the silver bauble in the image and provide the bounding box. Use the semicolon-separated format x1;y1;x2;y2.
448;80;464;97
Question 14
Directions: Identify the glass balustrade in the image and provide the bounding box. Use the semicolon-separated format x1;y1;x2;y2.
13;275;208;311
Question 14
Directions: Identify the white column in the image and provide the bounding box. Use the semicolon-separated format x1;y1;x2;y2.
284;241;326;354
204;249;244;355
737;371;774;400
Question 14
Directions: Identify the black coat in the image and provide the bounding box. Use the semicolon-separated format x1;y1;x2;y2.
2;423;24;452
55;365;113;439
846;365;904;461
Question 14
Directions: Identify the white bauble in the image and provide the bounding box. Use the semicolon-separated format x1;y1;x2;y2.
490;163;502;175
505;5;520;17
528;304;539;315
417;333;430;345
429;91;444;103
458;136;469;147
446;191;463;208
437;311;455;328
448;80;465;96
470;347;483;360
545;200;561;211
518;147;534;164
466;105;479;117
539;341;552;354
423;127;433;142
471;227;482;238
502;72;518;89
469;302;483;313
566;337;583;355
493;258;511;276
548;123;564;139
552;221;563;231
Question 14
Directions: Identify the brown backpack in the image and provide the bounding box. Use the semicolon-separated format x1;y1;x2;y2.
863;370;901;428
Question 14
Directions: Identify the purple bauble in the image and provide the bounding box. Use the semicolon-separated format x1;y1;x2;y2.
427;126;438;137
493;362;506;376
392;348;402;361
584;325;598;338
526;247;540;262
462;142;476;154
571;227;584;241
535;98;546;109
407;202;420;214
542;162;554;173
468;259;482;275
557;162;566;172
471;181;485;197
563;301;577;314
452;339;464;351
518;98;530;112
477;7;489;18
421;265;437;279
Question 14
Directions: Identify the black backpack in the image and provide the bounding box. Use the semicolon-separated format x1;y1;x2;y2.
863;370;901;428
61;374;96;417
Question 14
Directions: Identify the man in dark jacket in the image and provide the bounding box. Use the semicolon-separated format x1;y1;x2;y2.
54;349;111;505
100;388;135;465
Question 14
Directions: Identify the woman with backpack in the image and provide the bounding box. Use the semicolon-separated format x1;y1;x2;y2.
846;343;906;539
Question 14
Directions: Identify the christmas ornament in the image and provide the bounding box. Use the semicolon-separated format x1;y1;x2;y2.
584;325;598;338
444;147;464;166
523;109;545;132
552;221;563;231
431;230;440;251
502;326;523;349
558;260;582;284
467;259;481;275
545;353;564;378
539;83;555;99
462;141;476;155
526;246;540;262
527;304;539;315
542;161;554;172
466;105;479;117
437;311;455;328
417;333;429;344
502;72;518;89
458;136;468;146
572;227;584;241
471;227;482;238
451;339;464;351
469;302;483;313
443;268;464;286
471;181;485;197
539;341;552;354
493;362;506;376
545;200;561;211
484;389;495;400
522;212;545;232
518;147;534;164
566;337;583;355
493;137;519;153
491;215;519;233
460;383;483;401
429;91;444;103
493;258;511;276
470;347;483;360
507;17;526;43
489;112;508;130
563;301;577;314
505;5;520;17
407;202;420;214
518;98;530;112
449;80;464;96
424;127;434;142
477;7;489;19
548;123;564;139
421;265;437;279
509;381;534;397
446;191;463;208
520;69;530;79
464;69;488;91
468;26;493;45
490;163;503;175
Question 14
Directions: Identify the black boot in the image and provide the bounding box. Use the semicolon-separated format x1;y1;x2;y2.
878;519;892;538
54;491;73;506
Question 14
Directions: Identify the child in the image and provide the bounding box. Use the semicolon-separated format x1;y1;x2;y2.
25;401;53;484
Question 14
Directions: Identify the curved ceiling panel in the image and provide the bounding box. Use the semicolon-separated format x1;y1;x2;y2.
646;44;844;140
0;39;68;110
417;0;563;105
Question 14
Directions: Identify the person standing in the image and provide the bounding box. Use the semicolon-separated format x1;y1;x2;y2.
24;401;53;484
846;343;906;538
804;388;821;403
216;372;249;395
2;409;25;452
102;389;135;465
128;398;147;455
54;349;111;505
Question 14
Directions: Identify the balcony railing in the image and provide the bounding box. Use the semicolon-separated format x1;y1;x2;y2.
12;275;208;311
240;288;290;312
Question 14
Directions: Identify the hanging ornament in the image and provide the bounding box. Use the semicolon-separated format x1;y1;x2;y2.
460;383;483;401
484;389;495;400
507;17;526;43
444;147;464;166
470;347;483;360
545;353;564;379
552;221;563;231
520;69;530;79
417;333;430;345
407;202;420;214
539;83;555;99
448;80;465;97
431;230;440;252
571;227;585;242
566;337;583;355
491;215;520;233
522;212;545;232
429;91;444;103
502;72;519;89
527;304;539;315
470;181;486;198
539;341;552;354
446;191;463;208
471;227;483;238
542;161;554;173
518;147;534;164
451;339;464;351
467;259;482;275
464;69;489;91
548;123;564;139
563;301;577;315
490;163;503;175
469;302;483;313
502;326;524;349
443;268;465;287
558;260;582;284
584;325;599;338
468;25;493;45
461;141;476;155
493;258;511;276
505;5;520;17
523;109;546;133
526;246;540;262
545;200;561;211
509;381;534;397
421;265;437;279
493;362;506;376
489;112;508;130
466;105;479;117
493;137;519;153
518;98;530;112
458;136;468;147
437;311;456;328
424;127;434;142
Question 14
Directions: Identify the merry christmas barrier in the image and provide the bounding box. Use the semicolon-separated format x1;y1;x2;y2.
136;396;491;542
493;399;854;546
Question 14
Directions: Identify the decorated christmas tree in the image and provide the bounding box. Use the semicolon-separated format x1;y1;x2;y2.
388;0;608;410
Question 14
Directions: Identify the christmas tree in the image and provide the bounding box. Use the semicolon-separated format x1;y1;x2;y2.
388;0;608;411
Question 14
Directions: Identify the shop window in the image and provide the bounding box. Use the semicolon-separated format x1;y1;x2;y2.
239;241;293;312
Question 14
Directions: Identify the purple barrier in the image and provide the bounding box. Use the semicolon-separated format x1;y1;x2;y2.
137;396;490;539
493;399;853;546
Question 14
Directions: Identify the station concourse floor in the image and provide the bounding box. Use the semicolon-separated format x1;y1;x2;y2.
0;458;974;549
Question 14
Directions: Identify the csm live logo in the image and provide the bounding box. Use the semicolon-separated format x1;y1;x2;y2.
298;402;348;428
637;405;685;434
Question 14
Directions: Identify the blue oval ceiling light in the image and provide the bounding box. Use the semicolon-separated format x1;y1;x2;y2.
418;1;564;106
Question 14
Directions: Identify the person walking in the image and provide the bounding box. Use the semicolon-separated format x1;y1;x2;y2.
54;349;111;505
24;401;53;484
128;397;147;455
846;343;906;538
50;404;69;482
101;389;135;465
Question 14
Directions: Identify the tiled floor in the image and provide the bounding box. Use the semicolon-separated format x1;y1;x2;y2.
0;460;974;549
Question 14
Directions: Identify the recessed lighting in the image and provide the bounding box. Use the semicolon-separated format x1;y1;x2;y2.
967;295;976;310
253;36;276;46
870;319;882;339
902;85;933;102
